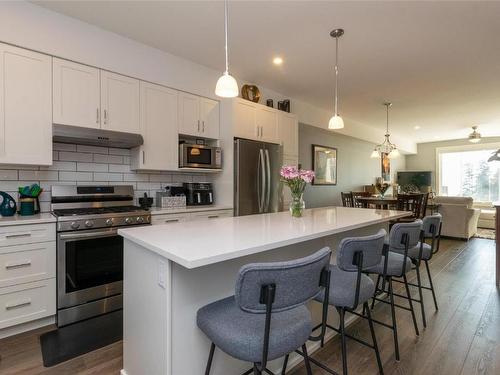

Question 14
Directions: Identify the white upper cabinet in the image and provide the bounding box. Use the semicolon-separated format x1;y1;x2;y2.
233;98;280;144
131;82;178;171
100;71;140;134
256;106;279;143
278;112;299;157
178;92;220;139
53;58;100;129
200;98;220;139
234;99;258;140
0;44;52;165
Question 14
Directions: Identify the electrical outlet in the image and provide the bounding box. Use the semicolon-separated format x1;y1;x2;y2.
158;260;166;289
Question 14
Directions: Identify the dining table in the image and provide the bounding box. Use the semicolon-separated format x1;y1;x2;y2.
355;196;398;209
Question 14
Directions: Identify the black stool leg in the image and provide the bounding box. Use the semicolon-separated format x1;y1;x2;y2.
403;274;420;336
281;354;289;375
338;307;348;375
205;342;216;375
425;260;439;311
253;363;262;375
414;263;427;327
302;344;313;375
365;302;384;375
371;275;382;310
388;277;400;361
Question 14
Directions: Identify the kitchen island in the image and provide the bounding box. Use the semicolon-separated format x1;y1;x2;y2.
118;206;411;375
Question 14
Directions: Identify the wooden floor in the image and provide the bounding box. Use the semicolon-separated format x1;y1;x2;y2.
0;238;497;375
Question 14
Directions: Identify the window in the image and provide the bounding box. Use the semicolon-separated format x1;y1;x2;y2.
437;144;500;203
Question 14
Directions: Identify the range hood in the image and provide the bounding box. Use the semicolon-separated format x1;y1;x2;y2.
53;124;143;149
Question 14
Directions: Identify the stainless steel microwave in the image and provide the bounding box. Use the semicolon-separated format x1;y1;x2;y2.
179;143;222;169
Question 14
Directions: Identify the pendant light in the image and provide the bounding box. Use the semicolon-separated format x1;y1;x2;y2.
215;0;238;97
328;28;345;129
370;102;399;158
468;126;481;143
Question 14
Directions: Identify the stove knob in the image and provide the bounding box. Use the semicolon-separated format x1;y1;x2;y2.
105;219;113;226
85;220;94;228
125;217;132;224
70;221;80;229
136;216;144;223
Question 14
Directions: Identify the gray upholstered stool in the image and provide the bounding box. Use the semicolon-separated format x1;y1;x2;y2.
396;213;442;328
366;220;423;361
282;229;387;375
197;247;332;375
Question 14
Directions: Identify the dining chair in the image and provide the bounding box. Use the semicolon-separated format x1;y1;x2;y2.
341;192;355;207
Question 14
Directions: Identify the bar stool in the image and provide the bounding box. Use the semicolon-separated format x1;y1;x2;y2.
282;229;387;375
196;247;332;375
395;213;442;327
366;220;423;361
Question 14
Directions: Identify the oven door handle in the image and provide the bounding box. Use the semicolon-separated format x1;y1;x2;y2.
58;229;118;240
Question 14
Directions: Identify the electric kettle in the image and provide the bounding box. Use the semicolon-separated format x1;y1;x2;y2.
0;192;17;216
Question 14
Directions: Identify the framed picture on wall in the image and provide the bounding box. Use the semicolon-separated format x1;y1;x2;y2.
312;144;337;185
381;152;391;182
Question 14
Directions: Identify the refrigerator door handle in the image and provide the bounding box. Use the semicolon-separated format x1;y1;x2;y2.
258;149;266;213
264;149;271;212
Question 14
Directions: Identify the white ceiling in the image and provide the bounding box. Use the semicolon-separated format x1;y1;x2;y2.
33;0;500;143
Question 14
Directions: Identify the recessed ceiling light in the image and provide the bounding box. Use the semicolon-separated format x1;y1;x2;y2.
414;125;421;130
273;57;283;65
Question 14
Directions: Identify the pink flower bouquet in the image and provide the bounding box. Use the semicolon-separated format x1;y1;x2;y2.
280;166;315;217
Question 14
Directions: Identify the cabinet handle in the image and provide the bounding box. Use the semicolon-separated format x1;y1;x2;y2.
202;121;205;133
207;215;219;219
5;260;31;270
5;233;31;239
142;151;145;164
6;299;31;310
197;120;200;132
96;108;100;124
104;109;108;124
260;126;264;138
165;219;180;223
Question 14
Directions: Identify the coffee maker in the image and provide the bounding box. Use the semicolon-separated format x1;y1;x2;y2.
184;183;214;206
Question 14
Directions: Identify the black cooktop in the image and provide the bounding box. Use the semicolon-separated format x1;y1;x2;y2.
53;205;146;217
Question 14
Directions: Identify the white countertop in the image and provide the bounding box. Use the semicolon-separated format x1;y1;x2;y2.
119;206;411;269
0;212;56;226
148;205;233;215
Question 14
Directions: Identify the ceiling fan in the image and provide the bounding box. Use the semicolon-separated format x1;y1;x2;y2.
487;149;500;162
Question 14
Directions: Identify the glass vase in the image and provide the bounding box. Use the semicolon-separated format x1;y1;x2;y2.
289;194;305;217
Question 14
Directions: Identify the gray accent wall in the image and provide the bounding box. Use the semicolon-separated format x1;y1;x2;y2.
406;137;500;191
299;123;406;208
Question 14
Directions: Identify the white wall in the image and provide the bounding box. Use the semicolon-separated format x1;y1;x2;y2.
0;1;416;154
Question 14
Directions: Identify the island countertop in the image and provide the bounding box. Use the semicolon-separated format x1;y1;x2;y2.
118;206;411;269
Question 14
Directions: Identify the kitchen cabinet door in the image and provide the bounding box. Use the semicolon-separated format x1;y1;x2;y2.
0;44;52;165
135;82;178;170
256;107;279;144
178;92;201;137
200;98;220;139
100;71;140;134
234;99;258;140
53;58;100;129
278;112;298;157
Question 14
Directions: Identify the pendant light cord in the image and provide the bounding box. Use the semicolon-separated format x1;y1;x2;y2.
224;0;229;73
386;103;389;135
334;36;339;116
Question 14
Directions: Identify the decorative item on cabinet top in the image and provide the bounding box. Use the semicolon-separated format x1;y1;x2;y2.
241;84;261;103
278;99;291;113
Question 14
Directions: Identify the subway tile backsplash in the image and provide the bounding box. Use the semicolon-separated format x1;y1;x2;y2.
0;142;211;212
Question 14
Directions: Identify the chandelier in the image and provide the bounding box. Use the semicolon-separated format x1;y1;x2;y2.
371;102;399;159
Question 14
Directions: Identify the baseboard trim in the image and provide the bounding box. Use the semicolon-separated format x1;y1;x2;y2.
0;315;55;339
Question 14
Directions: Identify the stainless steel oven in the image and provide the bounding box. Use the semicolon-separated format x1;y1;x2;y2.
52;185;151;327
179;143;222;169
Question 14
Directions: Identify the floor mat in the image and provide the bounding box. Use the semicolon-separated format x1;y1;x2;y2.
475;228;496;240
40;310;122;367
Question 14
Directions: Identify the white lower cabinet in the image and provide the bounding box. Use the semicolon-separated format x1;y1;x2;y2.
0;278;56;330
0;223;56;332
151;209;233;225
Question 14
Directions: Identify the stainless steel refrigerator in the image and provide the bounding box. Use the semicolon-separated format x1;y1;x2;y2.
234;138;283;216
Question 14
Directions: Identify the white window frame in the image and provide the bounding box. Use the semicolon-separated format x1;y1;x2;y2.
435;142;500;203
